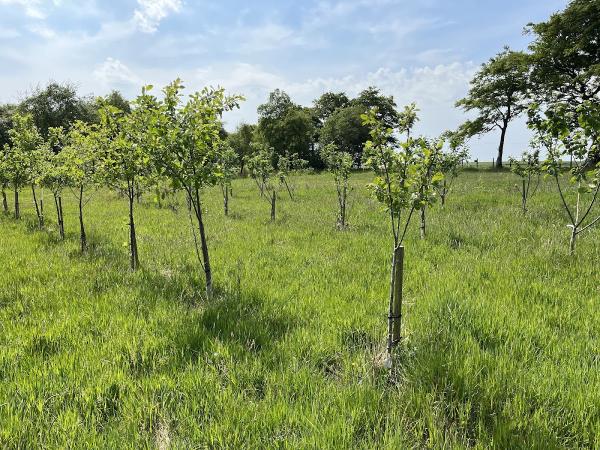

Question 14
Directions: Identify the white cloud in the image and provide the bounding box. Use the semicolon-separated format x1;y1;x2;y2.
93;57;142;86
0;27;20;39
28;23;56;38
0;0;45;18
133;0;182;33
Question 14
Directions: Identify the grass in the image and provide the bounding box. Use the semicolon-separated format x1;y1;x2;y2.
0;169;598;449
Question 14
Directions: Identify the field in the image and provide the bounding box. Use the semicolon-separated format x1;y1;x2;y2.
0;169;598;449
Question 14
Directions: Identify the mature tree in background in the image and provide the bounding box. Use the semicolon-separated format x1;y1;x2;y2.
456;48;531;168
320;105;370;165
227;123;255;175
101;90;131;114
313;92;350;126
257;90;319;168
352;87;399;129
19;82;96;139
527;0;600;165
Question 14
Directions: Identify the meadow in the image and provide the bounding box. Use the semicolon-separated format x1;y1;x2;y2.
0;168;598;449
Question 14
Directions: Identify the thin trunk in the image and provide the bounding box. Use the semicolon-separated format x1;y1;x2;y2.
420;207;426;239
387;245;405;358
193;187;212;299
54;193;65;240
2;186;8;213
569;226;577;255
14;187;20;219
31;184;43;228
223;185;229;216
270;191;276;221
441;179;447;206
128;184;140;271
522;179;527;213
78;185;87;252
339;184;347;228
496;121;508;169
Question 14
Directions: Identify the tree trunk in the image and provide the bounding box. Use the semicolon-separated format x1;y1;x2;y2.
441;179;447;206
569;227;577;255
496;121;508;169
387;245;404;358
420;207;426;239
2;185;8;213
339;184;347;228
78;185;87;252
223;185;229;216
522;179;527;213
14;187;20;219
128;185;140;271
270;191;276;221
54;193;65;240
31;184;43;228
193;187;212;298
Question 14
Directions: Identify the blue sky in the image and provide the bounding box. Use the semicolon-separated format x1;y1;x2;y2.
0;0;568;159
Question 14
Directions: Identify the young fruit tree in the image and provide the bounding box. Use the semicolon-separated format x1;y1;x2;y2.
436;134;470;206
529;101;600;254
151;80;242;298
61;121;101;252
217;143;239;216
247;144;304;221
39;127;69;239
320;143;353;228
97;94;153;271
5;113;43;220
362;107;444;366
508;149;541;214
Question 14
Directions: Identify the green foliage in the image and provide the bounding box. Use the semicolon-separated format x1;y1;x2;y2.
257;90;318;168
4;113;44;190
19;82;96;138
319;105;370;166
527;0;600;109
528;100;600;252
362;108;444;246
320;143;353;227
227;123;255;174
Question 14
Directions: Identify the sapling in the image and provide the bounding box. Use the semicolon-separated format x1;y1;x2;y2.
248;144;305;221
97;92;154;271
362;107;443;366
217;144;239;216
508;148;541;214
320;143;353;228
529;101;600;254
61;121;101;252
436;132;470;207
5;113;43;220
151;80;242;298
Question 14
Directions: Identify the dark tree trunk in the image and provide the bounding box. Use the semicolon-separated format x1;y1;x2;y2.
223;185;229;216
14;187;20;219
54;193;65;240
441;179;447;206
387;245;404;358
128;183;140;271
78;185;87;252
339;184;347;228
31;184;43;228
270;192;276;221
193;187;212;298
2;185;8;213
420;207;426;239
497;120;509;169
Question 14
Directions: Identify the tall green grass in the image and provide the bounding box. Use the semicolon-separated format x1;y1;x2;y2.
0;170;598;448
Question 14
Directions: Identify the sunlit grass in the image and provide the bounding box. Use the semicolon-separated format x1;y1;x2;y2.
0;169;598;448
